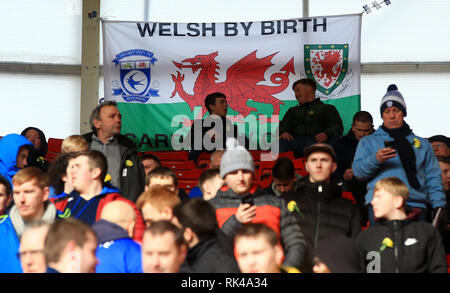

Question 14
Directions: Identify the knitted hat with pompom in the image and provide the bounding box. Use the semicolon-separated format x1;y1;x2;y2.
380;84;407;117
219;138;254;178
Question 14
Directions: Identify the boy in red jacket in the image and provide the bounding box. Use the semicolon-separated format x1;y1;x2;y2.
209;138;306;269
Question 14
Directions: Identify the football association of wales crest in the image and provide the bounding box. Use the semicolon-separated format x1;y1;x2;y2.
304;44;349;96
111;49;159;103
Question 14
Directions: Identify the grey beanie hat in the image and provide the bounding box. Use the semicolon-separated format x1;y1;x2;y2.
220;138;254;178
380;84;407;117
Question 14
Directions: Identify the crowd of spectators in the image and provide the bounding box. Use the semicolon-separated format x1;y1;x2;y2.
0;80;448;274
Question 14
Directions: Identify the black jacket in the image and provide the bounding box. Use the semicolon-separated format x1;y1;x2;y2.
283;176;362;273
357;219;447;273
283;176;362;250
179;232;240;273
279;98;343;139
334;129;359;180
186;115;249;162
83;132;146;203
334;130;369;220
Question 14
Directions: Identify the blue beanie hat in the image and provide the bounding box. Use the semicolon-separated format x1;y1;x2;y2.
380;84;407;117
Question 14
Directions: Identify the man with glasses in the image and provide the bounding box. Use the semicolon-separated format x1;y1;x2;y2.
18;221;50;273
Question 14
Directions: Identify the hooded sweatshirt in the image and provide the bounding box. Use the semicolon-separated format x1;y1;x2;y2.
50;185;145;243
265;173;303;198
20;127;48;171
0;134;33;185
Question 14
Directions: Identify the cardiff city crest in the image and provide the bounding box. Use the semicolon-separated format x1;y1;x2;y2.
304;44;349;95
111;49;159;103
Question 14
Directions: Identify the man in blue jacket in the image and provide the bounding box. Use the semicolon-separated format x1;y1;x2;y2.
353;84;446;225
0;133;33;185
0;167;56;273
92;200;142;273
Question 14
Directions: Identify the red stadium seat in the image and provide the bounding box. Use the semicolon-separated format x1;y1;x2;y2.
342;191;357;204
446;254;450;273
256;153;302;188
45;138;63;163
251;150;295;162
292;157;308;176
196;152;211;169
174;169;203;180
140;151;188;161
178;179;198;193
47;138;63;153
161;160;195;170
256;160;277;188
252;151;295;170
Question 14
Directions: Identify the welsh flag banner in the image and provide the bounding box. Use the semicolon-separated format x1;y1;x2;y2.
102;14;361;151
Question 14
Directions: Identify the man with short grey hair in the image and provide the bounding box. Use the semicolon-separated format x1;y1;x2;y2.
82;101;145;203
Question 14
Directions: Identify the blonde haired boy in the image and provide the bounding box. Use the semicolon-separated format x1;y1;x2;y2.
61;135;89;153
357;177;447;273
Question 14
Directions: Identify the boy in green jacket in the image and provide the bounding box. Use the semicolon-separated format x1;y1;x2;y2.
277;78;343;158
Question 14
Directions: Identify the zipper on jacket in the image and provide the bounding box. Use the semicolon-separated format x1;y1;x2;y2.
313;185;322;249
303;103;309;136
393;221;400;273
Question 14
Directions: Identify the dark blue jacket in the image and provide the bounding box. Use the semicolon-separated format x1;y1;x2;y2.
0;134;33;185
92;219;142;273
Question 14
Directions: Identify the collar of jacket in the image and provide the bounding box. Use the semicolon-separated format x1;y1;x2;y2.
297;98;321;108
217;184;261;199
9;201;56;238
185;236;217;263
375;218;412;228
271;173;303;197
83;132;137;151
68;185;120;200
298;175;343;201
92;133;117;145
373;126;415;139
93;219;130;244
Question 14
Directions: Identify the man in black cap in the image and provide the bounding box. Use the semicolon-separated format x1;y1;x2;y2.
277;78;344;158
428;135;449;157
283;143;361;272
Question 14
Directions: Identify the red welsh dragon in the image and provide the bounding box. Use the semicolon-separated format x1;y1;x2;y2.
312;50;342;88
170;51;295;123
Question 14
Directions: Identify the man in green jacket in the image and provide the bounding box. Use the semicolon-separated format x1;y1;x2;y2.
277;78;343;157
